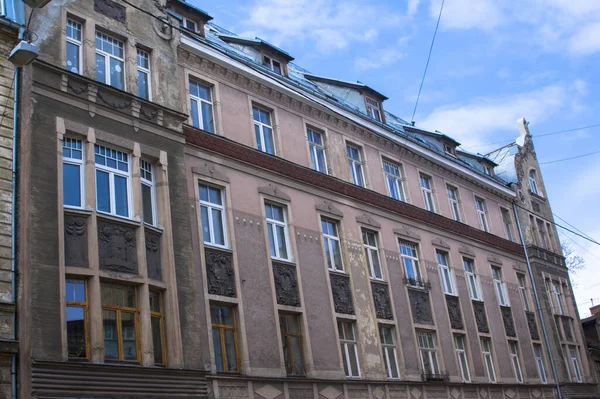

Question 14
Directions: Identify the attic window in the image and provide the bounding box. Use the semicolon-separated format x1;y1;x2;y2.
263;55;282;75
183;19;197;32
443;143;456;157
365;96;382;122
483;165;493;176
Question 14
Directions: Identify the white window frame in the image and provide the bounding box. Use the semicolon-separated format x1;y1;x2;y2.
190;80;215;133
447;185;461;222
563;345;573;382
463;258;482;301
436;250;455;295
322;218;344;272
501;208;514;241
95;31;125;90
483;165;492;176
509;341;524;383
417;331;440;376
475;197;489;232
338;320;361;378
199;183;228;249
420;174;435;212
136;48;151;101
534;344;548;383
66;19;83;75
383;159;406;202
363;230;383;280
140;159;156;226
265;202;292;261
365;96;382;122
399;241;422;287
517;274;531;311
529;169;540;195
94;144;132;218
62;137;85;209
454;335;471;383
347;144;365;187
307;127;327;174
492;266;509;306
253;106;275;154
481;338;497;383
570;345;583;382
183;17;197;32
380;325;400;379
553;282;565;315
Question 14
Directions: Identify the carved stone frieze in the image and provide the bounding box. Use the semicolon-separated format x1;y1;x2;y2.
409;290;433;325
446;295;464;330
192;162;230;182
205;247;236;297
273;262;300;307
472;301;489;333
98;220;137;274
315;199;343;218
330;273;354;314
501;306;516;337
372;282;393;320
356;213;380;229
526;311;540;340
64;214;88;267
259;184;291;201
145;231;162;281
458;245;475;257
394;225;421;241
431;237;450;249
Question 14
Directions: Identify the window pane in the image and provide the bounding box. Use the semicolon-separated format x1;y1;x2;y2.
268;225;276;257
276;225;288;259
103;310;118;359
96;53;106;83
96;170;111;213
114;175;129;217
264;127;274;154
138;70;149;100
151;316;163;364
349;344;359;376
332;240;343;271
66;306;86;358
109;58;124;90
213;329;224;371
66;41;80;74
66;279;86;302
142;183;153;224
290;336;304;375
190;99;200;128
387;347;399;378
201;102;214;133
341;343;350;376
121;312;137;361
63;163;81;207
196;83;211;101
201;206;211;243
211;208;225;245
224;330;238;371
255;125;262;151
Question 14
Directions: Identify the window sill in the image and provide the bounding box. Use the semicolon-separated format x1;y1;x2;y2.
64;207;93;217
529;191;547;202
370;278;386;283
328;269;348;276
144;223;164;235
271;258;295;266
97;212;141;228
204;243;232;252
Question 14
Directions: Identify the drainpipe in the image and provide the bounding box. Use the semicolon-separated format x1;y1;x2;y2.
513;202;562;399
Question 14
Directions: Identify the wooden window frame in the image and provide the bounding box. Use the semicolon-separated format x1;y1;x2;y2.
66;278;89;360
279;313;305;376
211;304;240;373
101;283;140;363
150;289;167;366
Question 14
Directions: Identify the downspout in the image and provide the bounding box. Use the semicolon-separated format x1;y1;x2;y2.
513;202;562;399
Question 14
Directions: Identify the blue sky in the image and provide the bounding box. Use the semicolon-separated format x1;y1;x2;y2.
190;0;600;316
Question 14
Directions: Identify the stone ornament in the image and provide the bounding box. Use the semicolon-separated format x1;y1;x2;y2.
372;282;393;320
145;231;162;281
273;262;300;307
501;306;516;337
409;290;433;325
526;311;540;340
446;295;464;330
472;301;489;333
330;274;354;314
98;220;138;274
205;248;236;297
64;214;88;267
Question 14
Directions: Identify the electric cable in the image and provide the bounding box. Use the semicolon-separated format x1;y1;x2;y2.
539;150;600;165
554;213;595;241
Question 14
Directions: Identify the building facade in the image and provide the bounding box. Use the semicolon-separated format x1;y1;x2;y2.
5;0;600;398
582;305;600;392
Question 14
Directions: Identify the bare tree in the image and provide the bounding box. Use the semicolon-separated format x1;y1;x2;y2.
561;241;585;273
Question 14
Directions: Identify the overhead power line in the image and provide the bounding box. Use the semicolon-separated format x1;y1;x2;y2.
553;213;595;241
539;150;600;165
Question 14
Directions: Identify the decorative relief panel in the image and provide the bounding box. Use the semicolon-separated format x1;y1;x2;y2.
409;290;433;325
98;220;137;274
94;0;126;23
64;214;88;267
205;247;236;297
446;295;464;330
372;282;393;319
472;301;489;333
289;388;315;399
273;262;300;307
330;273;354;314
501;306;516;337
145;231;162;281
526;312;540;340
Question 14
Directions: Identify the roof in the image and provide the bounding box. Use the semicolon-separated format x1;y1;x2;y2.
218;34;294;61
304;74;388;100
176;0;213;21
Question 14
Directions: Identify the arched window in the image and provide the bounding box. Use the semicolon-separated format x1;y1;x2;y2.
528;169;540;195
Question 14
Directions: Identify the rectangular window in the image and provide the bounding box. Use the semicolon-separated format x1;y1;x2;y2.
509;341;524;383
492;266;509;306
436;250;455;295
537;220;548;249
189;80;215;133
420;174;435;212
137;48;151;100
338;320;360;377
569;346;582;382
553;282;564;314
66;19;82;74
63;137;84;208
517;274;530;311
66;279;88;359
383;160;406;201
481;338;496;383
347;145;364;187
501;208;514;241
546;223;554;251
280;313;305;376
253;106;275;154
463;258;481;300
140;159;155;225
475;197;489;232
454;335;471;382
322;218;344;272
417;331;440;376
400;241;423;287
447;185;461;222
366;97;382;122
307;127;327;173
199;183;227;248
265;202;291;261
563;345;573;382
380;325;399;379
94;144;130;218
263;55;282;75
95;31;125;90
534;344;548;383
211;304;239;372
101;283;138;362
184;18;197;32
149;290;165;365
362;230;383;280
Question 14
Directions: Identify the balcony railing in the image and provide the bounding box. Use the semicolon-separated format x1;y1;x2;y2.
403;276;431;290
421;372;449;382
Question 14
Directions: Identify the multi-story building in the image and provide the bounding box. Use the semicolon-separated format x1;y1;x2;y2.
582;305;600;391
6;0;600;398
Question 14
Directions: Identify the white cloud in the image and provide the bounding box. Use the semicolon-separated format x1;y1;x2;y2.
408;0;421;16
354;48;405;71
430;0;503;31
568;22;600;55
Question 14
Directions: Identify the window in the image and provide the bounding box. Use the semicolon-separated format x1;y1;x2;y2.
263;55;282;75
444;143;456;157
280;313;304;376
436;250;454;295
63;137;84;208
183;18;197;32
140;160;156;225
338;320;360;377
383;160;406;201
463;258;481;300
447;186;461;222
509;341;524;383
517;274;530;311
137;49;151;100
492;266;509;306
199;183;227;247
454;335;470;382
66;279;88;359
501;208;514;241
563;345;573;382
380;325;399;379
322;218;344;272
362;230;382;280
365;97;382;122
347;145;364;187
307;128;327;173
95;144;130;218
537;220;548;250
265;203;291;261
95;31;125;90
189;80;215;133
400;241;422;287
149;290;165;365
253;106;275;154
417;331;440;376
211;304;239;372
553;282;565;314
483;165;492;176
534;344;547;383
481;338;496;383
101;283;138;362
529;170;540;195
66;19;82;74
569;346;582;382
420;174;435;212
475;197;489;232
546;223;554;251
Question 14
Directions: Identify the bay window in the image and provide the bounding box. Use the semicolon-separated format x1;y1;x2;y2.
95;144;131;218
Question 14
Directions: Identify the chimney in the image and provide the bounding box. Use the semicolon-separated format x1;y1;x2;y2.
590;304;600;316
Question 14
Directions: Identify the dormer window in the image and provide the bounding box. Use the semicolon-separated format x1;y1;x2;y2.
443;143;456;157
263;55;282;75
483;165;493;176
365;96;382;122
183;18;197;32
